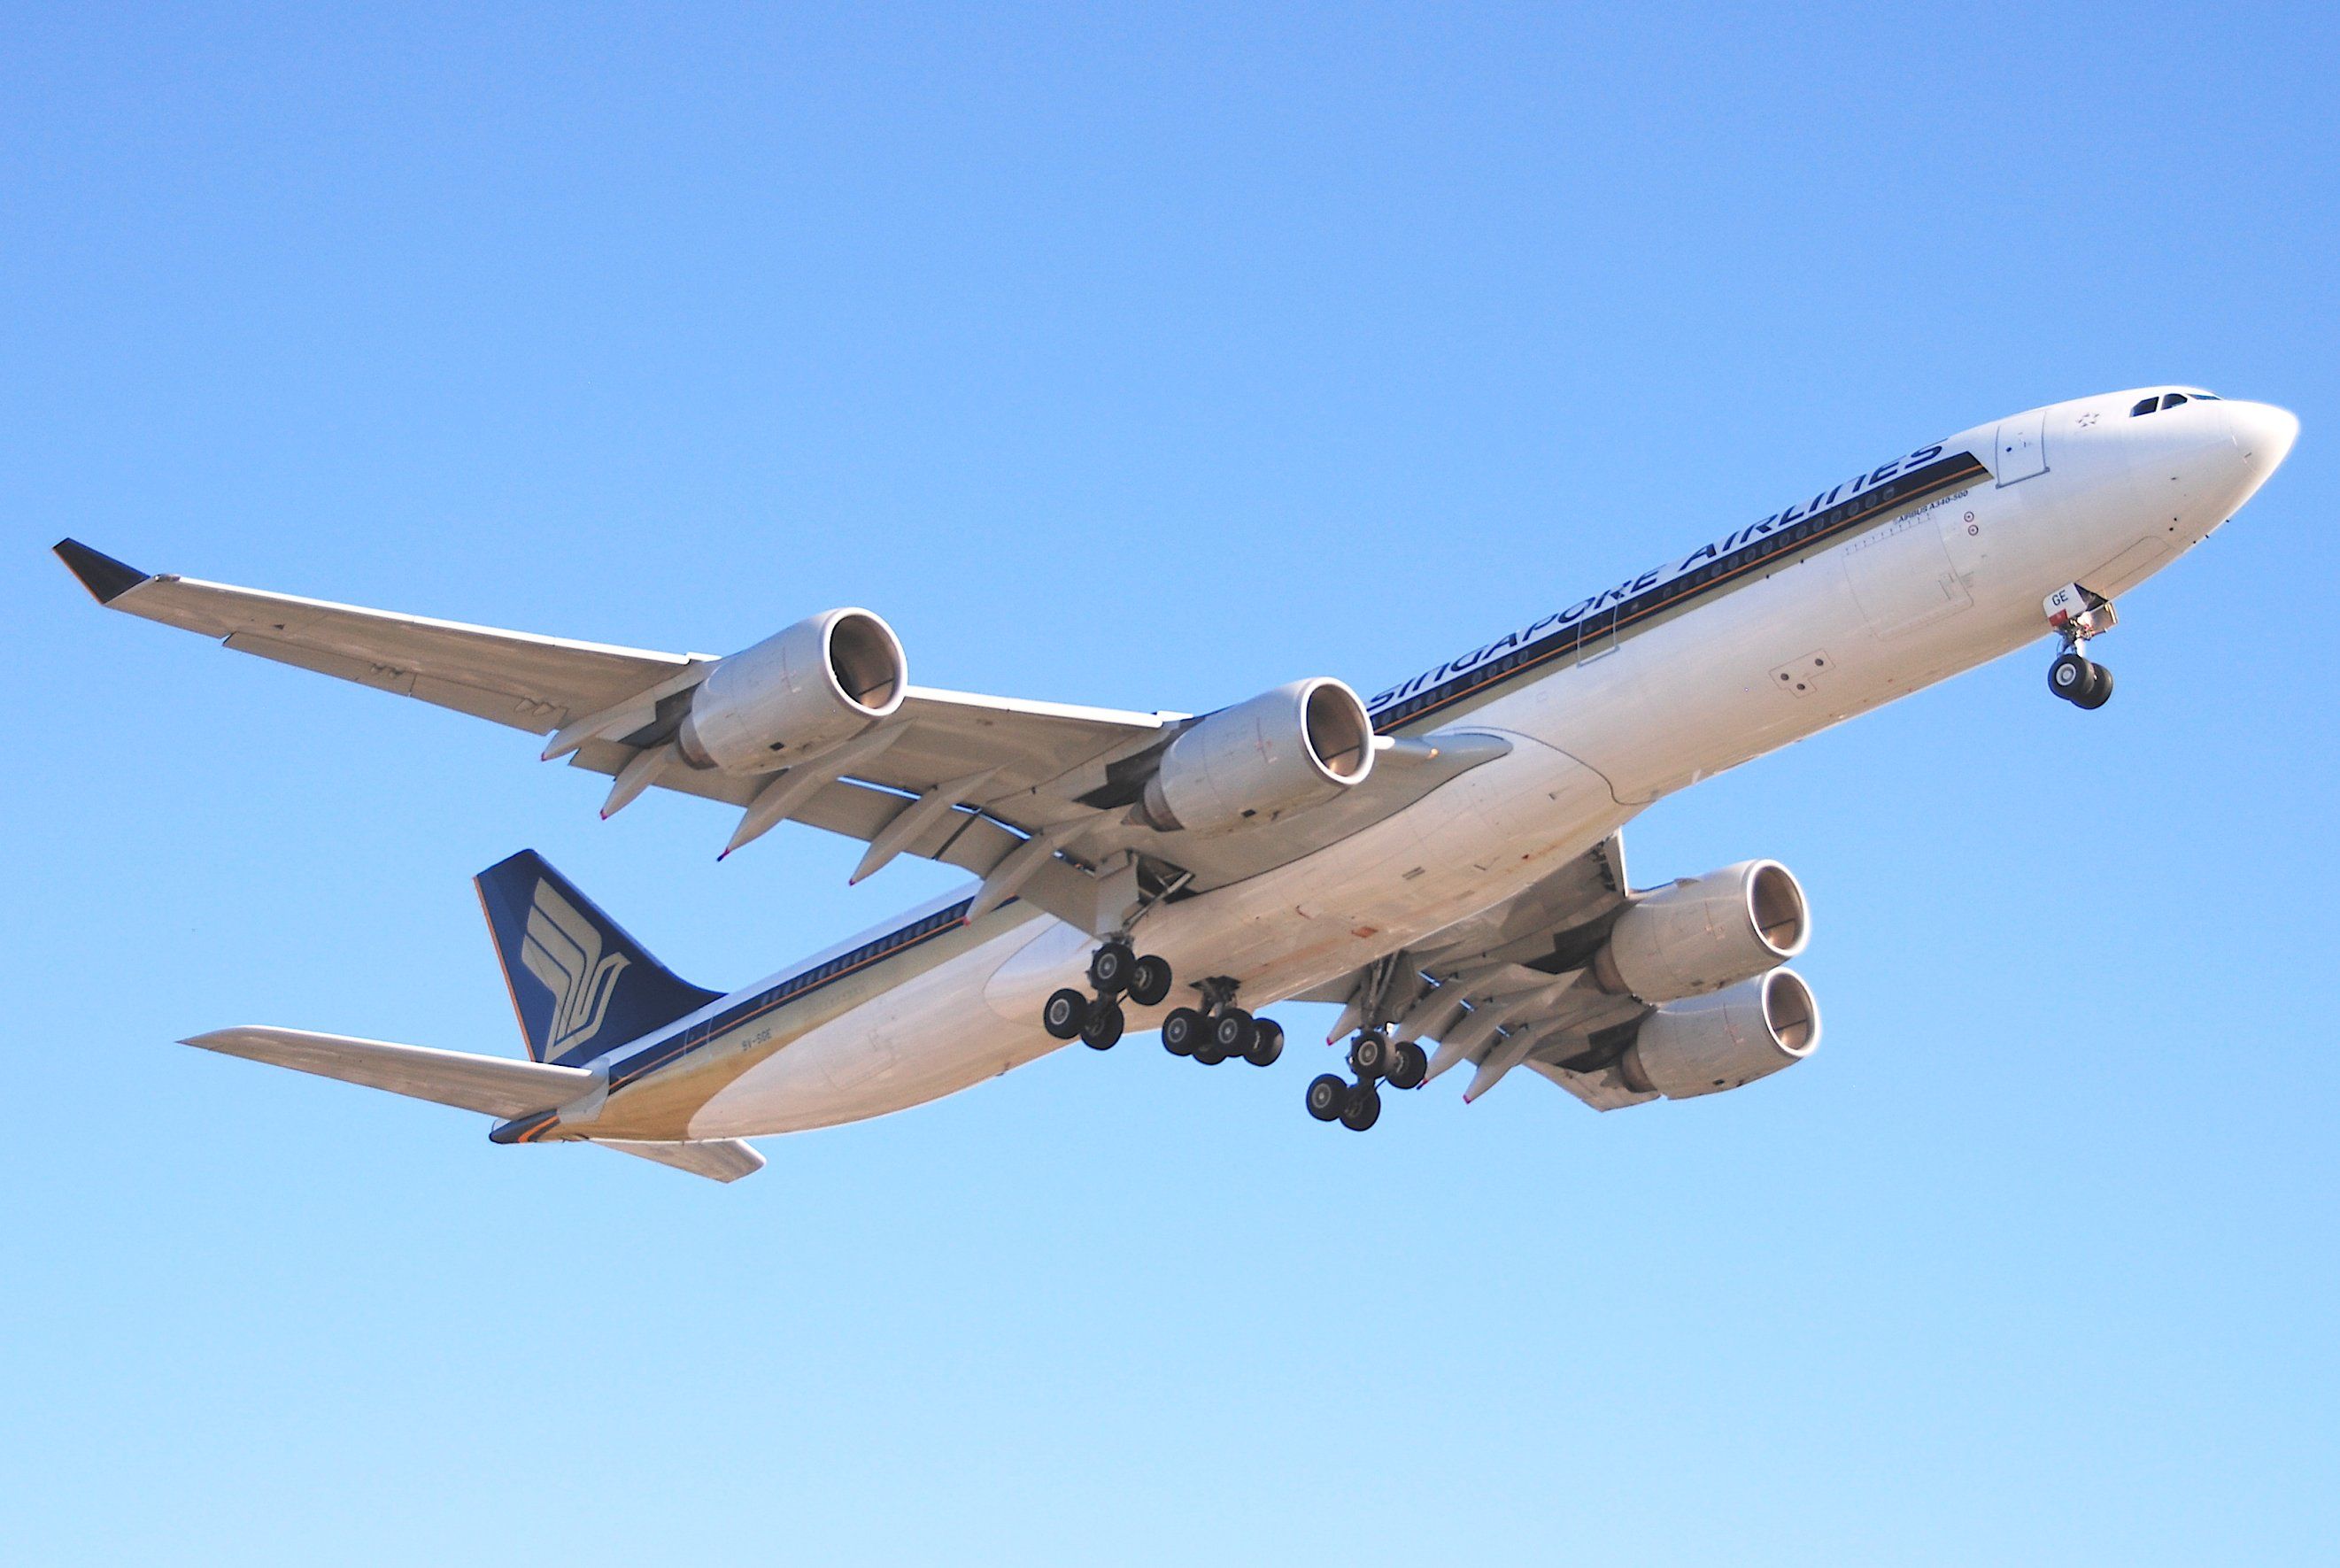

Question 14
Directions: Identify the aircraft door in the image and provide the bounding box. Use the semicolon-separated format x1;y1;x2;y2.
1993;409;2049;486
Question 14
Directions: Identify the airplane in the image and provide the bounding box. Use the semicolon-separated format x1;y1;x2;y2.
54;385;2298;1182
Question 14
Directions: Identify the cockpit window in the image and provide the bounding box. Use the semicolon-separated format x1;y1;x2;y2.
2133;390;2220;417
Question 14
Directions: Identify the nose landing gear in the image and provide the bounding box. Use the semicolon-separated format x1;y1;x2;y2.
2044;583;2117;710
1041;938;1175;1051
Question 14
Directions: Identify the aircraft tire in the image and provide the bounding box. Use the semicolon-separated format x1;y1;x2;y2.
1306;1074;1348;1122
2049;653;2094;703
2075;663;2114;709
1043;988;1091;1040
1244;1017;1284;1068
1127;955;1173;1008
1088;941;1138;995
1162;1007;1203;1056
1340;1083;1382;1132
1080;999;1124;1051
1388;1041;1428;1090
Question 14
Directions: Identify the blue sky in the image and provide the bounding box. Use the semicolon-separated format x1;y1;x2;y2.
8;4;2337;1563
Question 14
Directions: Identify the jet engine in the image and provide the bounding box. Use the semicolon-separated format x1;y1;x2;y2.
676;608;907;775
1593;860;1809;1003
1618;968;1819;1100
1137;678;1376;834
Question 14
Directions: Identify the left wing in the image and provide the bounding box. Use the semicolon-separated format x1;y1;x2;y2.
58;541;1505;934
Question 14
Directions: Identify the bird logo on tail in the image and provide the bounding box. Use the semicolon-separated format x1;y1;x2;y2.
520;879;629;1059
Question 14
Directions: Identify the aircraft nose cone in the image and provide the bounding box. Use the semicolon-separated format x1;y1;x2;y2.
2227;399;2300;474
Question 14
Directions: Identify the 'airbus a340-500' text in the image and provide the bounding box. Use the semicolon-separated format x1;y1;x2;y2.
58;386;2296;1180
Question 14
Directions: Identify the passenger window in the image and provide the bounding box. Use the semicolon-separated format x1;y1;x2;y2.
2161;393;2189;410
2131;398;2159;416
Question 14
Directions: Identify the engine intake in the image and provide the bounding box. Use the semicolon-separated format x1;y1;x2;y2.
1618;968;1819;1100
677;608;906;775
1138;678;1375;834
1594;860;1808;1003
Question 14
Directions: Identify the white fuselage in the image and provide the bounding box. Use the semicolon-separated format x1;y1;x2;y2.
591;388;2293;1139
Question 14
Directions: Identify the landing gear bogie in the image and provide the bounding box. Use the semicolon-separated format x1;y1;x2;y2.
1310;1023;1425;1129
1043;943;1173;1043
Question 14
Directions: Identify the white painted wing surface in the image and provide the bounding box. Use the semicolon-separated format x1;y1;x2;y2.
53;538;1175;821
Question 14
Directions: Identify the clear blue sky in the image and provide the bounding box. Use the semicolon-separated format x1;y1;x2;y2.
8;5;2336;1563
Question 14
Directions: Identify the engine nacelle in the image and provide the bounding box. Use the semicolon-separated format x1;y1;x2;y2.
1594;860;1809;1003
1138;678;1375;834
676;608;906;775
1619;968;1819;1100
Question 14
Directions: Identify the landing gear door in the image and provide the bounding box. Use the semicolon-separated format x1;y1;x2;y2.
1993;409;2049;486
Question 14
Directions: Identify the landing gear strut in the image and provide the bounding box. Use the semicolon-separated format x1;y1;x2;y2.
1041;937;1174;1051
2044;583;2116;710
1162;976;1285;1069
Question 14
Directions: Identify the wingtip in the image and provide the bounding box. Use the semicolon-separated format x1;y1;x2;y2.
52;537;150;604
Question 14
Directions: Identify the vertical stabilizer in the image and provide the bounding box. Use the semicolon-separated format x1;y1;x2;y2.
474;851;722;1063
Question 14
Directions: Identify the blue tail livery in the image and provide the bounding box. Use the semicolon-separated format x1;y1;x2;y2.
474;850;722;1063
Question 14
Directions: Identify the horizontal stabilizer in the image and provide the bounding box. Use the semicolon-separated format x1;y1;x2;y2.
183;1027;596;1119
596;1139;766;1183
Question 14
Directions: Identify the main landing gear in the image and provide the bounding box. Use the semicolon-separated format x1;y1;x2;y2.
1306;1028;1427;1132
1161;976;1285;1070
1041;938;1175;1052
2043;583;2117;710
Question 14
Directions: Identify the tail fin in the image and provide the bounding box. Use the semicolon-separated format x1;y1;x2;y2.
475;851;722;1063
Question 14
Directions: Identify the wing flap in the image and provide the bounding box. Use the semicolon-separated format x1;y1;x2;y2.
183;1027;597;1119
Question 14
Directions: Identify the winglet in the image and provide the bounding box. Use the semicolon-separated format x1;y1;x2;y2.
52;538;150;604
